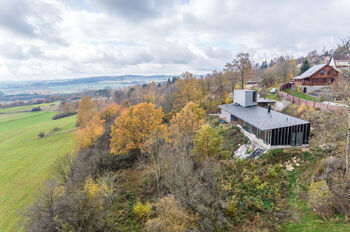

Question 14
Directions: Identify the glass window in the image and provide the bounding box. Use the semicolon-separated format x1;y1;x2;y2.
242;121;252;133
320;70;324;75
327;70;331;75
252;92;257;102
264;131;270;144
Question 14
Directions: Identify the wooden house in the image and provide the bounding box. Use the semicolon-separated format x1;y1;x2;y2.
293;61;340;93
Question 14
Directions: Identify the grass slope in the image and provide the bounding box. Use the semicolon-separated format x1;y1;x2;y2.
0;104;76;232
278;150;350;232
283;88;318;102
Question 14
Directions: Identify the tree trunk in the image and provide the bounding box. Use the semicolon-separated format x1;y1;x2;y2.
241;71;244;89
346;106;350;174
153;157;160;197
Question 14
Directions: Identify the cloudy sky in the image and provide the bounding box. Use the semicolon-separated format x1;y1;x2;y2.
0;0;349;81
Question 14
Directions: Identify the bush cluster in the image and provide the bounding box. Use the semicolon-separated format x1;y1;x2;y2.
52;112;77;120
31;107;41;112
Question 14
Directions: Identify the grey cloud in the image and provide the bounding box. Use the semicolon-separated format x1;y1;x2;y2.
86;0;180;21
2;0;350;80
0;1;36;37
0;0;67;45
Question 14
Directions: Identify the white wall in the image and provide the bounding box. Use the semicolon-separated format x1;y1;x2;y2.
220;109;231;122
234;90;257;107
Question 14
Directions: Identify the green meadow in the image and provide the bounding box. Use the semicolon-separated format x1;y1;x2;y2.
0;103;76;232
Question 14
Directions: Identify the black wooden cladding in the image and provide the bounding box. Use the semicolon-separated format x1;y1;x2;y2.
270;123;310;146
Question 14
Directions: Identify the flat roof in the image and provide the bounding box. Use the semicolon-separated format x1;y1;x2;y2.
219;104;310;130
257;98;276;103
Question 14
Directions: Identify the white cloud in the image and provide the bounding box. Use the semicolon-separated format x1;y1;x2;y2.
0;0;349;80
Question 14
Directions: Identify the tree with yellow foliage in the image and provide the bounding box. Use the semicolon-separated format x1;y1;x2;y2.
76;114;104;149
193;124;223;162
98;103;123;122
77;96;96;128
168;102;205;152
173;72;202;112
76;103;124;149
110;103;166;155
169;102;205;137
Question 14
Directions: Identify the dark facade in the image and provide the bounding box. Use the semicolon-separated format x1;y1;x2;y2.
270;124;310;146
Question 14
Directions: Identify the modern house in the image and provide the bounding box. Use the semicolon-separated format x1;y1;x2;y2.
293;60;340;93
219;90;310;149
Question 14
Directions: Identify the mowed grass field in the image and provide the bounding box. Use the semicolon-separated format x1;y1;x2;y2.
0;103;76;232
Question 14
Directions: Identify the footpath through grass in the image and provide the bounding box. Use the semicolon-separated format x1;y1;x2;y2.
0;104;76;232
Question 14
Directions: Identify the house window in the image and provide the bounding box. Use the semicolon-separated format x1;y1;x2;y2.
256;128;260;138
242;121;252;133
320;70;324;75
327;70;331;75
264;131;270;144
252;91;257;102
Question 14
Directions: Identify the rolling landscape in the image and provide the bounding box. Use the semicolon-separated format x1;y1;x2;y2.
1;0;350;232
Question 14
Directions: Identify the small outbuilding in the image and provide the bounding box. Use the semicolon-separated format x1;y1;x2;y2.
219;89;310;149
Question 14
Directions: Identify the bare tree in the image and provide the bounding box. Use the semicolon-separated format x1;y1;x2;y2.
333;74;350;173
226;53;252;89
335;38;350;57
224;64;239;91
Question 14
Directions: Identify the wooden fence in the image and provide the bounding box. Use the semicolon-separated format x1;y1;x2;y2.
277;91;348;112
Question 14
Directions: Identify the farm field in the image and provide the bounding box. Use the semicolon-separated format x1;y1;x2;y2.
0;103;76;232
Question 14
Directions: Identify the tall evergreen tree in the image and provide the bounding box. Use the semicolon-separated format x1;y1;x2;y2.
260;60;268;70
300;59;310;75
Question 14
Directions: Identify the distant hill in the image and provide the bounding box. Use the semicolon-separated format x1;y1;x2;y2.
0;75;176;96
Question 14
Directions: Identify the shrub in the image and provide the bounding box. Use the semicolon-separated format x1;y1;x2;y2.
38;132;45;138
52;112;77;120
297;103;307;114
145;195;197;232
308;180;334;219
133;201;152;220
31;107;41;112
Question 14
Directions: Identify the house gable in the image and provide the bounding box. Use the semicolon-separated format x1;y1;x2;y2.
294;64;339;86
308;64;339;79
